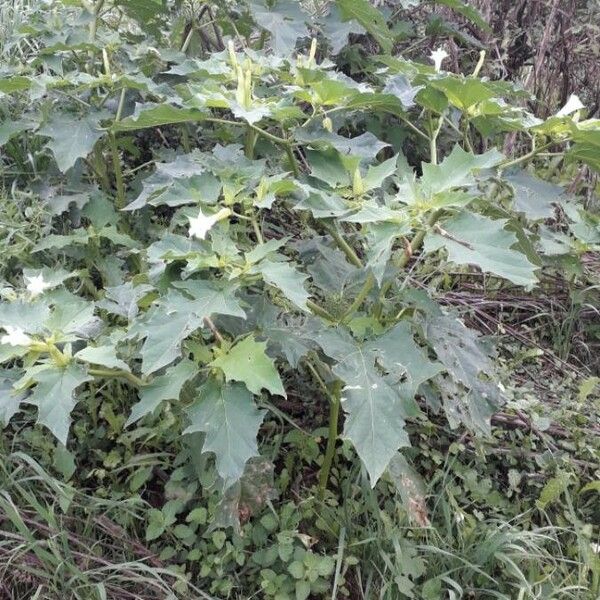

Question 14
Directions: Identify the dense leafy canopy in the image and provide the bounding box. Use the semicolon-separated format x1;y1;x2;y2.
0;0;598;525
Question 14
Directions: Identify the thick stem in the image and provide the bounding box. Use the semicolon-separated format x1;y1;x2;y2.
88;368;146;387
429;114;444;165
318;380;342;498
342;273;374;322
327;224;363;268
375;209;444;315
244;125;257;159
108;133;125;209
306;299;336;322
284;143;300;178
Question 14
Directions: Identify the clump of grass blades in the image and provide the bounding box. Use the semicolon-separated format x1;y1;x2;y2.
0;452;213;600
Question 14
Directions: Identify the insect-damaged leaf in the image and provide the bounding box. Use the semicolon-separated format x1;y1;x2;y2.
426;315;503;435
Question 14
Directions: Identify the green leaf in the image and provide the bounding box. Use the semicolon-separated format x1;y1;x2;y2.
113;104;207;132
0;373;26;426
45;291;98;340
363;156;398;192
115;0;166;27
97;282;153;320
578;377;600;403
296;580;311;600
336;0;394;53
131;282;245;375
25;363;92;444
426;315;503;434
313;329;412;485
249;0;309;56
536;471;571;509
0;76;32;94
505;171;564;220
32;230;90;252
424;212;538;287
53;444;76;480
383;75;423;109
127;359;198;425
130;292;204;375
320;6;366;54
185;378;266;484
75;345;130;372
433;0;492;32
0;300;50;334
369;322;444;397
253;259;310;311
294;130;389;160
0;119;35;146
173;279;247;321
38;114;105;172
567;129;600;173
210;336;286;397
421;145;503;197
429;77;497;110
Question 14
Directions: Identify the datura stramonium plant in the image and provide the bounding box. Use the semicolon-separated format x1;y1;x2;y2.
0;0;598;523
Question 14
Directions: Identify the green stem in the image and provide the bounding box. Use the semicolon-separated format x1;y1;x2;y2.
251;216;264;244
342;273;375;322
88;368;146;387
429;114;444;165
375;209;444;315
284;143;300;178
244;125;257;159
327;224;363;268
108;133;125;209
205;117;301;177
115;87;126;122
181;25;195;53
307;299;336;322
90;0;104;41
398;114;429;141
318;380;342;498
499;140;554;171
472;50;486;77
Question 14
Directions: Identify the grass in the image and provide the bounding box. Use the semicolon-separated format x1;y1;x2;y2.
0;452;213;600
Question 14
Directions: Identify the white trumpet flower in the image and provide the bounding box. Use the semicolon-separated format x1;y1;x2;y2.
25;274;51;298
430;48;449;72
556;94;585;117
1;326;32;347
187;208;231;240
